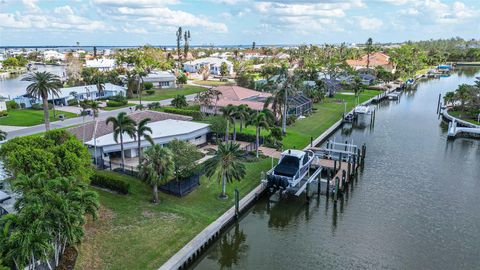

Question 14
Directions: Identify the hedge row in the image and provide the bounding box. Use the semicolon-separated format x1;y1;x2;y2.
106;100;128;107
163;108;202;120
0;111;8;117
91;171;131;194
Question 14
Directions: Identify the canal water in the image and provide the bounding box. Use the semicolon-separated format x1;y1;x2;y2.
0;65;65;98
192;68;480;270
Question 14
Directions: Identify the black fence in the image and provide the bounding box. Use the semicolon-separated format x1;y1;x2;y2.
160;174;200;197
94;157;138;177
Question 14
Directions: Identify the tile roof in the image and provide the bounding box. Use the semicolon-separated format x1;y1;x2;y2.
67;110;192;142
346;52;392;67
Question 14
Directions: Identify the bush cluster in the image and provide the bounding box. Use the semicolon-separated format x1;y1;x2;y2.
32;103;53;110
67;99;79;106
163;108;202;120
146;89;155;95
106;100;128;107
6;100;19;110
143;82;154;90
91;171;131;194
0;111;8;117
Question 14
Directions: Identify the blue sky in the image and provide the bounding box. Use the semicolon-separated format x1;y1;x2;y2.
0;0;479;46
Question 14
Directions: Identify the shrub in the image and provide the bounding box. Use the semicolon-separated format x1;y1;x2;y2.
106;100;127;107
171;94;188;108
31;103;53;110
163;108;202;120
0;111;8;117
67;99;79;106
6;100;19;110
143;82;154;90
146;89;155;95
91;171;131;194
286;115;297;125
147;102;161;109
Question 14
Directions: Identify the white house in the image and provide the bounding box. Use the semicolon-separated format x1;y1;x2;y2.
183;57;233;76
85;58;116;71
0;98;7;111
43;50;65;61
143;71;177;88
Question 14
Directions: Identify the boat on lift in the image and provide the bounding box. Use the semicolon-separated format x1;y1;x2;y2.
267;149;315;190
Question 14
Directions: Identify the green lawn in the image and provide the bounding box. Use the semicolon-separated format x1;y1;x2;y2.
130;86;206;101
448;110;480;125
0;109;78;126
77;159;273;270
101;103;136;111
282;90;381;149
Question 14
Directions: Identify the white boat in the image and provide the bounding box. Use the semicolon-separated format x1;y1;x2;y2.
267;149;315;189
354;105;370;114
387;92;400;100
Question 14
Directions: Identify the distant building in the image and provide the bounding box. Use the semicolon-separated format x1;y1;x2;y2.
183;57;233;76
0;98;7;111
200;85;271;114
43;50;65;61
85;58;116;71
143;71;177;88
346;52;396;73
242;50;261;60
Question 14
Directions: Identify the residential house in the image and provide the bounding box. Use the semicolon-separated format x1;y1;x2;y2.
200;85;272;114
13;83;126;108
143;71;177;88
183;57;233;76
67;110;208;162
85;58;116;71
242;50;261;60
346;52;396;73
0;97;7;111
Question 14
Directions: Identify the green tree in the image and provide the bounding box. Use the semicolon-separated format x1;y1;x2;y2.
235;104;250;132
365;37;373;70
2;57;19;68
247;111;270;158
106;112;136;171
208;115;227;140
204;142;246;199
138;145;174;203
443;91;455;106
220;105;237;142
176;27;183;64
177;73;187;87
135;118;154;167
21;71;62;131
171;94;188;108
167;139;202;181
220;62;229;77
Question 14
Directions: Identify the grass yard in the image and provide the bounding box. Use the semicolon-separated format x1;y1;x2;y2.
448;110;480;125
76;159;273;270
130;86;206;101
0;109;78;126
192;80;234;87
101;103;136;111
282;90;381;149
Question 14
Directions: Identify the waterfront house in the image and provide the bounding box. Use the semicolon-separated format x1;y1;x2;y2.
43;50;65;61
200;85;272;114
183;57;233;76
13;83;126;108
143;71;177;88
85;58;116;71
67;110;208;162
346;52;396;73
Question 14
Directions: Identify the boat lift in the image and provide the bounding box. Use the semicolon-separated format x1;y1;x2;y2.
265;140;365;201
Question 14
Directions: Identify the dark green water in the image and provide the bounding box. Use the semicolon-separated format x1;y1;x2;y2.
192;69;480;270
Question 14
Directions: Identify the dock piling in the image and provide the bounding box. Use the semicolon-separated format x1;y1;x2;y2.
234;189;239;219
436;93;441;114
334;176;340;202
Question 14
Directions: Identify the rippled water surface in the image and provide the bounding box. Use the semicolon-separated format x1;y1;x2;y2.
193;69;480;270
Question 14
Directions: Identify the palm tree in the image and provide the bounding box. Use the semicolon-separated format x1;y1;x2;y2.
455;84;472;113
0;130;6;141
22;71;62;131
106;112;136;171
235;104;250;132
138;145;174;203
247;111;270;158
443;91;455;106
136;68;147;106
135;118;154;167
220;105;236;142
204;142;246;199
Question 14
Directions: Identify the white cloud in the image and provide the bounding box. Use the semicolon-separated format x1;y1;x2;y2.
356;16;383;30
92;0;179;7
54;5;74;15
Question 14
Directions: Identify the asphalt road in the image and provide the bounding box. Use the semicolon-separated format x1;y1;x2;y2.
5;93;198;140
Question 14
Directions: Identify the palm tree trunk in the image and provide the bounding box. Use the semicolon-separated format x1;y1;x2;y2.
233;120;237;142
240;120;243;132
137;136;142;168
225;121;229;142
120;133;125;172
153;184;158;203
256;127;260;158
282;90;287;135
221;172;226;198
43;98;51;131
